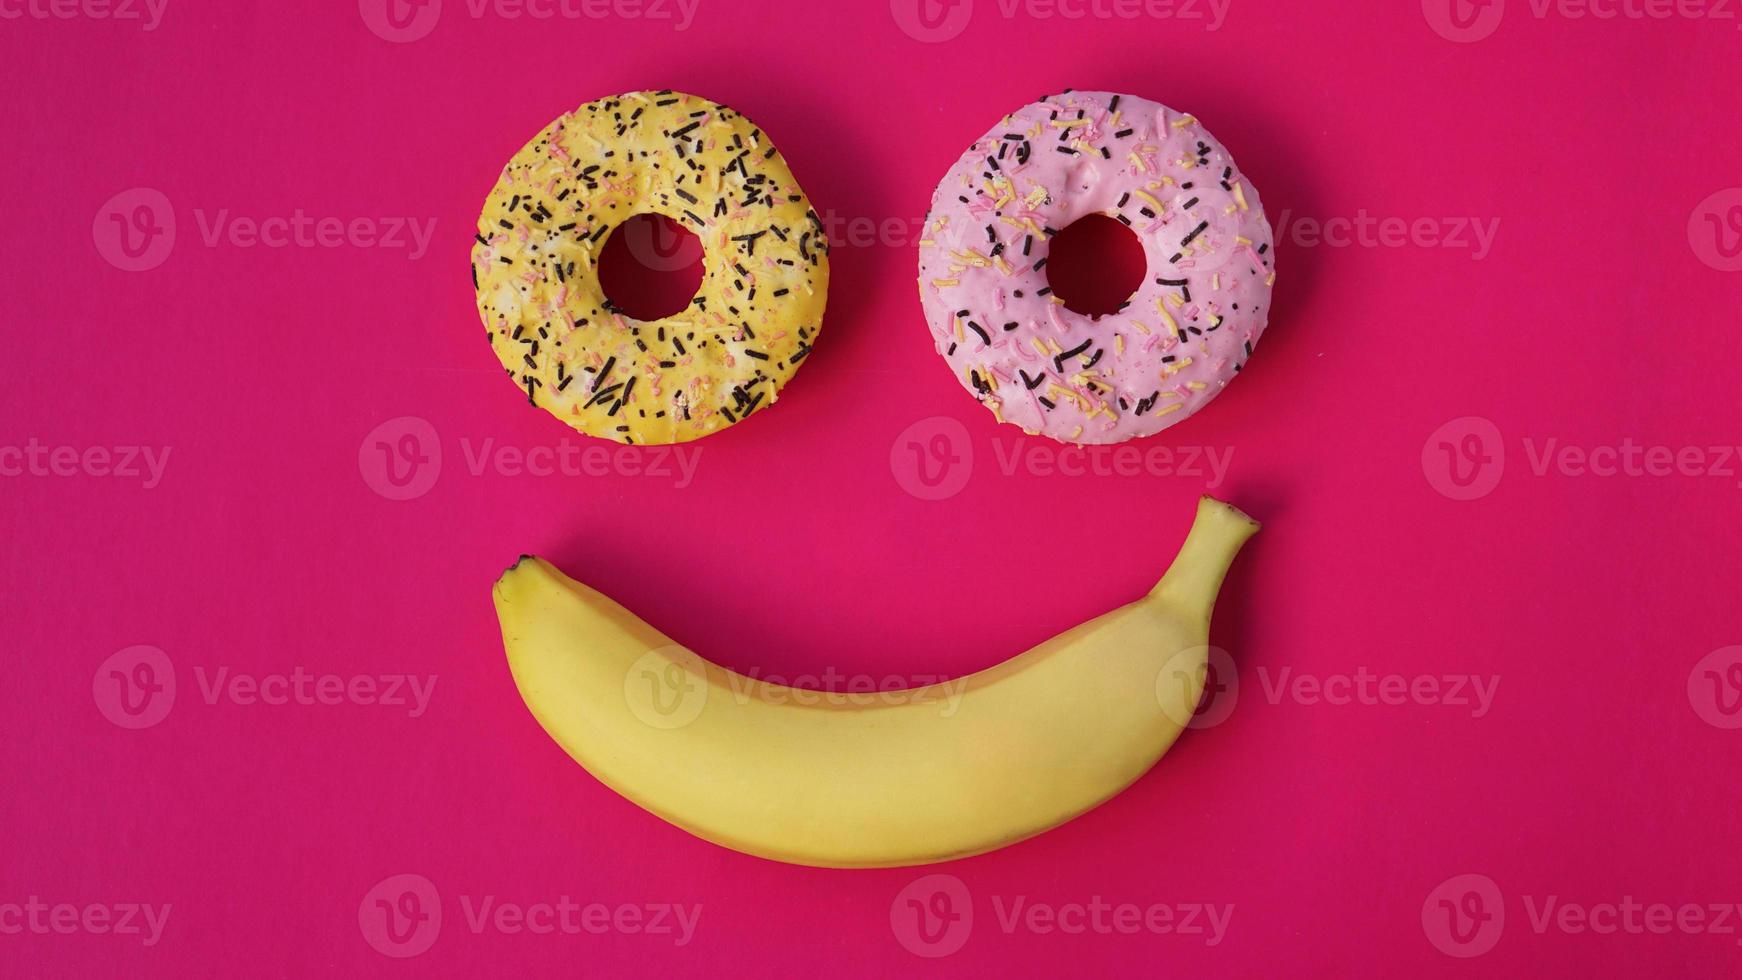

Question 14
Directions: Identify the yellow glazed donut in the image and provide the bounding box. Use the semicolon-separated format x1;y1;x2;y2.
472;91;830;444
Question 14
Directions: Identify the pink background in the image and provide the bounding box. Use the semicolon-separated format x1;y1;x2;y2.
4;0;1741;975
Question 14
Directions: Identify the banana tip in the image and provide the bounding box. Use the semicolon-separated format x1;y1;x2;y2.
1200;495;1261;531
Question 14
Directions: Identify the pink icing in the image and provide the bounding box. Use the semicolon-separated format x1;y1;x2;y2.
917;91;1276;445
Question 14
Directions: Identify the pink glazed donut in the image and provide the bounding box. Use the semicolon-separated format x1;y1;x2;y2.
917;91;1275;445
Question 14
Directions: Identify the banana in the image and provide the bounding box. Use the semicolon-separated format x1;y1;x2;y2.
494;495;1258;868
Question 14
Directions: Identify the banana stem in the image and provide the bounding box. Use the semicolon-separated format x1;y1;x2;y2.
1150;496;1261;619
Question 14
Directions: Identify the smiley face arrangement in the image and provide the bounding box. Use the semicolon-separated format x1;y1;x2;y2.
472;91;830;445
918;91;1276;445
476;89;1278;868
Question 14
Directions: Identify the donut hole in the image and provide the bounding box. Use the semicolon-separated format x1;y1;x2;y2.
1044;214;1147;319
597;213;705;321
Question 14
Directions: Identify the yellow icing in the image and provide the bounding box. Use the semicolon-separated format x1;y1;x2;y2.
472;92;829;444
